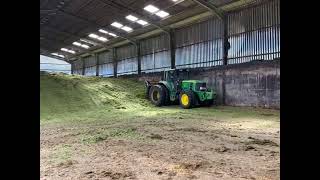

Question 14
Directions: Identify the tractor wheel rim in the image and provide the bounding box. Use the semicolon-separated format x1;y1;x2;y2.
153;91;160;101
181;94;189;106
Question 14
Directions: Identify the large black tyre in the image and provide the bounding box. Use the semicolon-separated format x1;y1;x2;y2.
145;81;152;99
159;84;170;105
179;91;195;109
149;85;166;106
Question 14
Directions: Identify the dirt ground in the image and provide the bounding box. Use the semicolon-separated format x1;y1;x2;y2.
40;106;279;180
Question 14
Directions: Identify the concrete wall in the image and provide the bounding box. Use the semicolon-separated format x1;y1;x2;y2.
138;60;280;109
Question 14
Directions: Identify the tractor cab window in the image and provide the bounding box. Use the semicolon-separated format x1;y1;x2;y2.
196;83;207;91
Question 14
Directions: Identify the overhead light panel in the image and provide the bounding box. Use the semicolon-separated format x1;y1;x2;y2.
144;5;159;13
155;10;169;18
81;44;90;49
97;37;108;42
121;26;133;32
137;20;148;26
126;15;138;22
73;41;90;49
108;33;117;37
51;53;64;58
99;29;118;37
111;22;123;28
72;42;81;46
80;39;97;46
89;33;108;42
88;33;99;39
98;29;108;34
126;14;148;26
61;48;75;54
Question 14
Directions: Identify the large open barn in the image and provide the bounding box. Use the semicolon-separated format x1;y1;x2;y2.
40;0;280;179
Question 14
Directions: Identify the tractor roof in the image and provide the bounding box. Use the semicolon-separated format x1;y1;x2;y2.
182;80;206;83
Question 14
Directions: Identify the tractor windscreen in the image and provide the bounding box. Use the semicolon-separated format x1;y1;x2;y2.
196;83;207;91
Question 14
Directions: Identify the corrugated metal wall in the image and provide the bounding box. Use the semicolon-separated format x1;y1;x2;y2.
227;0;280;64
73;59;83;75
71;0;280;76
140;34;171;73
84;55;96;76
116;45;138;75
175;18;224;68
98;50;114;77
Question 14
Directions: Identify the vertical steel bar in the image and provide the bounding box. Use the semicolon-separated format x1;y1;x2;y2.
169;29;176;69
267;2;271;60
95;53;99;76
236;12;239;64
113;48;117;77
137;42;141;75
250;8;253;61
262;3;266;60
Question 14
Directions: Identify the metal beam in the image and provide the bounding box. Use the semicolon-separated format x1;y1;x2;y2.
71;62;74;74
40;52;66;61
42;26;105;47
95;53;99;76
169;29;176;69
192;0;224;20
57;9;137;44
40;37;83;51
40;9;58;14
98;0;170;34
222;15;229;65
66;0;258;59
113;48;117;78
42;26;82;39
81;57;85;75
137;41;141;75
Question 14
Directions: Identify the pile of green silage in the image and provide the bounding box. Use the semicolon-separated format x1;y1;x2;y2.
40;73;151;123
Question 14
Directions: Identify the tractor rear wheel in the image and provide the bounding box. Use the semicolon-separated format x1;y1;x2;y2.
179;91;194;109
159;84;170;105
149;85;166;106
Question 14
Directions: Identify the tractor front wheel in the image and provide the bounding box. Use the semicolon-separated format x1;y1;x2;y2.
149;85;166;106
179;91;194;109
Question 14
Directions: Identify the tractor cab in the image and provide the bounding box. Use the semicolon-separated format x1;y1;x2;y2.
162;69;189;82
162;69;190;92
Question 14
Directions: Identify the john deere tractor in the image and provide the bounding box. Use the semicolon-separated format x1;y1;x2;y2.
145;69;216;109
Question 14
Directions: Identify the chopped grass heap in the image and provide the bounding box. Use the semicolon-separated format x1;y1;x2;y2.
40;73;279;126
40;73;150;124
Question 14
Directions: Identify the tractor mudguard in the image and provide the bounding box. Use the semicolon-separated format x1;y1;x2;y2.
158;81;176;102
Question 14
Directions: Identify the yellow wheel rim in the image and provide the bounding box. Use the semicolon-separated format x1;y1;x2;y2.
156;92;160;100
181;94;189;106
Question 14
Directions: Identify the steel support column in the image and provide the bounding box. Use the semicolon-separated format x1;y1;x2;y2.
222;15;229;65
81;57;85;76
169;29;176;69
113;48;117;78
71;62;74;74
137;42;141;75
95;53;99;76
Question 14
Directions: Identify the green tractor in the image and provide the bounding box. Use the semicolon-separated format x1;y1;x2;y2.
145;69;216;109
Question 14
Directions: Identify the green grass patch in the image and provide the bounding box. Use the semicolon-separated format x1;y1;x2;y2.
81;127;142;144
48;144;73;165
